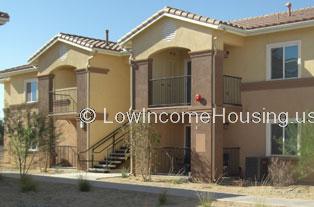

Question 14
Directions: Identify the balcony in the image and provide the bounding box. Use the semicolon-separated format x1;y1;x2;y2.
49;87;77;115
223;75;241;105
149;75;191;107
148;75;241;107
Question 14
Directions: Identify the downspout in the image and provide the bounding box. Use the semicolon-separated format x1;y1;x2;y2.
128;49;134;175
211;36;217;181
85;50;97;169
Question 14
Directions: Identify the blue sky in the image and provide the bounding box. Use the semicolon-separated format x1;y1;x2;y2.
0;0;314;117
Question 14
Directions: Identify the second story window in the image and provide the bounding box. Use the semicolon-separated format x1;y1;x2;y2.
25;79;38;103
267;41;300;80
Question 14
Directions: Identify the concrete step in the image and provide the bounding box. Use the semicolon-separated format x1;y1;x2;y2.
94;164;116;169
99;160;122;165
88;168;110;173
110;152;130;157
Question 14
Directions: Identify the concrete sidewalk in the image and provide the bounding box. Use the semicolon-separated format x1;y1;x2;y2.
2;171;314;207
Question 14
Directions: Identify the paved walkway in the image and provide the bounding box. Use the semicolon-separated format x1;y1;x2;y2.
2;171;314;207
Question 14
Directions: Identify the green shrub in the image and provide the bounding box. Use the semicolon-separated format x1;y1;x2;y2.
20;176;37;192
121;168;129;178
78;177;91;192
197;192;213;207
171;178;188;184
158;190;168;206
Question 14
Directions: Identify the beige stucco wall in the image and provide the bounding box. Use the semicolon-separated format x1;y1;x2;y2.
3;72;38;107
36;42;91;76
88;54;130;159
52;66;76;89
151;48;189;78
129;17;244;60
224;27;314;82
224;86;314;181
131;17;214;60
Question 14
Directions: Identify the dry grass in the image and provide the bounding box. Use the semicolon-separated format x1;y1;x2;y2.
0;177;197;207
100;175;314;200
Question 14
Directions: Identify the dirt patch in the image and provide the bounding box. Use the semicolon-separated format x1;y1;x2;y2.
0;177;197;207
100;175;314;200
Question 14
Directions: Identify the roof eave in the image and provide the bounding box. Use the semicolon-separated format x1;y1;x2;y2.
118;12;221;45
28;35;95;64
94;48;130;56
0;67;37;79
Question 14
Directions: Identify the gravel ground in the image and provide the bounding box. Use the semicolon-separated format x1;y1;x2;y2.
0;177;198;207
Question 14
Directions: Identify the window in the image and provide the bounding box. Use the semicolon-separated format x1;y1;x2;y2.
267;41;300;80
25;79;38;103
267;122;299;156
29;141;38;152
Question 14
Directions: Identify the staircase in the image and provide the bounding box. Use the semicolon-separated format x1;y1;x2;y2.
79;122;130;173
88;145;130;173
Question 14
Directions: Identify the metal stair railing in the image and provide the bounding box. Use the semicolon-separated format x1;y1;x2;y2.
79;122;129;168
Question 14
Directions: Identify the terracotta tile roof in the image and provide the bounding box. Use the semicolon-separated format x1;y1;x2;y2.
0;64;36;74
29;33;125;62
59;33;123;52
119;6;223;43
119;6;314;42
0;11;9;19
229;6;314;30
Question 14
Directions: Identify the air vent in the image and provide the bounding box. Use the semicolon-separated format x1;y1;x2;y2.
162;21;176;41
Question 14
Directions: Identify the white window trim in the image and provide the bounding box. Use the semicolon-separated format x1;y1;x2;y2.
266;40;301;81
29;145;38;152
266;119;301;157
24;78;38;103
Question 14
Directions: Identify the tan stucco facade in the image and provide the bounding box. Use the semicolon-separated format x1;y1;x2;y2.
3;9;314;183
2;40;130;170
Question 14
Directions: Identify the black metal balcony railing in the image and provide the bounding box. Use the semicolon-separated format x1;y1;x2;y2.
49;87;77;114
149;75;191;107
223;75;241;105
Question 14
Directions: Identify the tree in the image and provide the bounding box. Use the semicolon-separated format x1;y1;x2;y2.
4;109;58;177
0;120;4;145
297;122;314;179
129;120;160;181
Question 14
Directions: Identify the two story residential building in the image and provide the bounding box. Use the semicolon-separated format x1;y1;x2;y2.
119;6;314;182
1;5;314;183
0;33;130;170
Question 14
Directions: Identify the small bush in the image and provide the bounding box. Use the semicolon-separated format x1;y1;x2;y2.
78;177;91;192
20;176;37;192
121;168;129;178
171;178;188;184
268;157;297;186
158;191;168;206
197;192;213;207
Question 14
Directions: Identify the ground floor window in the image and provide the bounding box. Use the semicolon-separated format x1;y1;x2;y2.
267;122;299;156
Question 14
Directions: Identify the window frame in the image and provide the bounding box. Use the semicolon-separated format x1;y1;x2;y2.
266;40;301;81
29;141;38;152
266;119;301;157
24;78;38;103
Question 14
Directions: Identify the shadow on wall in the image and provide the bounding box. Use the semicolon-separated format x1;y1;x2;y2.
191;151;212;183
